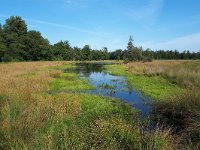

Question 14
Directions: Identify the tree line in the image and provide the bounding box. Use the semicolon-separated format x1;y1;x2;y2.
0;16;199;62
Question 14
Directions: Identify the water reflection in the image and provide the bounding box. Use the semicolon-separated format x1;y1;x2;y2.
66;62;152;117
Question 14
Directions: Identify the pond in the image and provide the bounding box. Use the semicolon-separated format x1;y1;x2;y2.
66;62;152;117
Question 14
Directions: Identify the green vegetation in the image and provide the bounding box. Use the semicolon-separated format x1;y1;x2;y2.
0;62;182;149
49;64;94;91
99;83;115;89
51;72;94;91
106;64;183;100
0;16;199;62
153;90;200;149
106;61;200;149
0;15;199;149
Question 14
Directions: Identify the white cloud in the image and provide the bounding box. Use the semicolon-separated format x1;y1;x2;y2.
0;14;109;36
27;18;111;37
139;33;200;51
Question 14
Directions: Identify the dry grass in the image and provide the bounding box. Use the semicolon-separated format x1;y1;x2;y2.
0;61;184;149
125;60;200;89
120;60;200;148
0;61;78;148
127;60;200;148
125;60;182;75
0;61;69;98
49;70;63;78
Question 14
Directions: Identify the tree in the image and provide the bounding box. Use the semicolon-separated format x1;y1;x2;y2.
125;36;143;61
110;49;123;60
73;46;81;61
127;36;134;51
1;16;200;62
0;24;2;32
3;16;27;36
0;23;5;61
82;45;91;60
21;30;51;60
0;16;28;61
101;47;109;60
52;41;72;60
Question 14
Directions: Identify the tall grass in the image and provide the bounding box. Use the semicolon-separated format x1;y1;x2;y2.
125;60;200;89
153;89;200;149
106;63;183;100
0;61;182;149
123;60;200;149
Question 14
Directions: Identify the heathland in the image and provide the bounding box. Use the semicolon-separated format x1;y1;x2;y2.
0;15;200;150
0;60;199;149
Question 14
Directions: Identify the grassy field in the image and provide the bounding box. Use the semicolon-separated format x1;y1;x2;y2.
0;61;181;149
106;60;200;149
106;64;183;100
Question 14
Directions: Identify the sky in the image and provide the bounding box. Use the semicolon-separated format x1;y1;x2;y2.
0;0;200;52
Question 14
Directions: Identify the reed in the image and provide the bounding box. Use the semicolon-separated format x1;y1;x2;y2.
0;61;182;149
125;60;200;89
107;60;200;148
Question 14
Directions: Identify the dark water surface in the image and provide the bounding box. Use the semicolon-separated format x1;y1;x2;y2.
66;62;152;117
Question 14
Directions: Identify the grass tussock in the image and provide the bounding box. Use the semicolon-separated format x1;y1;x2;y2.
153;89;200;149
125;61;200;148
106;60;200;100
51;72;94;91
106;60;200;148
0;61;183;149
125;60;200;89
106;64;183;100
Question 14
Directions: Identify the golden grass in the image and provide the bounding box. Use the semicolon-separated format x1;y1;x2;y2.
125;60;200;89
0;61;184;149
0;61;69;98
0;61;81;148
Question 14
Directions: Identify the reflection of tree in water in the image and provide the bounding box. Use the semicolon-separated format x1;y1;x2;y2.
74;63;106;77
65;62;152;117
65;62;113;77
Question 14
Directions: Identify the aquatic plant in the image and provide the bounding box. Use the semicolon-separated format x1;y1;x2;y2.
0;61;182;149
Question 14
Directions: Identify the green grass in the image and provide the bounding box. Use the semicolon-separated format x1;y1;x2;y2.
48;63;76;71
109;61;200;148
0;62;183;149
49;63;95;91
106;64;184;100
153;89;200;149
51;72;94;91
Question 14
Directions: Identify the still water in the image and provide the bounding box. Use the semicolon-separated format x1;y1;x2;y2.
66;62;152;117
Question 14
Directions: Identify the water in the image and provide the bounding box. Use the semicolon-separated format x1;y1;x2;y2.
66;62;152;117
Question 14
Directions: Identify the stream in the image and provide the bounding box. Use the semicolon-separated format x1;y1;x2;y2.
66;62;152;117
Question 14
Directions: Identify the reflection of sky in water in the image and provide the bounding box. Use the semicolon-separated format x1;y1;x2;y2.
69;63;152;117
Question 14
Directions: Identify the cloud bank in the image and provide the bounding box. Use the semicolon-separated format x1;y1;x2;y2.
140;33;200;51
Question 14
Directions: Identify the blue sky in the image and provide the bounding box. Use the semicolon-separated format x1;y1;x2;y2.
0;0;200;51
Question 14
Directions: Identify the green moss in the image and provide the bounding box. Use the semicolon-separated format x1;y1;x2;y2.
80;94;138;116
127;75;183;100
106;64;127;76
49;63;95;91
51;72;94;91
106;64;184;100
1;62;180;149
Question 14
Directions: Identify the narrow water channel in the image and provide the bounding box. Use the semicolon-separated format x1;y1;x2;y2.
67;62;152;117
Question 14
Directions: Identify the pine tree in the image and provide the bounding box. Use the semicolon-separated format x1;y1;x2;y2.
127;36;134;51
